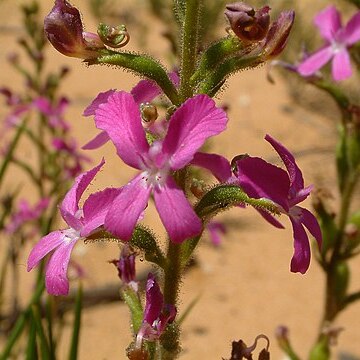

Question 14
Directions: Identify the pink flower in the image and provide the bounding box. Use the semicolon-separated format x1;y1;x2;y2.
234;135;322;273
33;96;70;131
136;273;176;346
52;137;91;178
5;198;49;234
27;160;121;295
298;6;360;81
95;92;228;243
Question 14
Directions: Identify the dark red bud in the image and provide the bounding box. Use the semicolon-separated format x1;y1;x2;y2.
44;0;105;59
225;2;271;42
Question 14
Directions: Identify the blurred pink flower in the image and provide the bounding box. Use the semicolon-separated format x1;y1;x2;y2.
298;6;360;81
5;198;49;234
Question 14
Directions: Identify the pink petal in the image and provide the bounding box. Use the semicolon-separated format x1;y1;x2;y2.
27;230;64;271
190;152;232;182
297;46;334;77
257;209;285;229
144;273;164;325
33;97;51;114
60;159;105;218
343;11;360;45
95;91;149;169
83;89;115;116
153;177;202;243
265;135;304;192
289;218;311;274
299;207;322;249
207;221;227;246
291;185;313;206
105;174;151;240
131;79;163;104
81;187;122;236
162;95;228;170
314;5;341;42
82;131;110;150
235;156;290;212
45;237;77;296
131;71;179;104
332;49;352;81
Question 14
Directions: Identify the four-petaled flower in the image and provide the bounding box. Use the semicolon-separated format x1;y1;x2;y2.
298;5;360;81
94;91;228;243
27;160;121;295
234;134;322;273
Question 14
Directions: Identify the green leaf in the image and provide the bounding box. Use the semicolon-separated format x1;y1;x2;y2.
121;287;143;334
26;319;38;360
30;304;51;359
69;285;83;360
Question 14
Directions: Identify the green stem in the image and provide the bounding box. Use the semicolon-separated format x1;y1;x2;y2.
88;51;180;106
179;0;201;100
0;119;28;190
191;37;242;86
321;167;359;327
163;242;182;307
0;281;45;360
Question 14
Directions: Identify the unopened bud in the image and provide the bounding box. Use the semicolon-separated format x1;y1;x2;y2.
140;102;158;123
97;23;130;48
44;0;106;59
225;2;271;42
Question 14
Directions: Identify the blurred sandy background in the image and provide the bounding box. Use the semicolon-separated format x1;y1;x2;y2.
0;0;359;359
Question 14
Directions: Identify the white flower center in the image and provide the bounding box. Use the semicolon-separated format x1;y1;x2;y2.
63;227;81;244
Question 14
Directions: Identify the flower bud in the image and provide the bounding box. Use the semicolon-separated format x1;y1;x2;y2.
140;102;158;123
262;10;295;58
225;2;271;42
44;0;106;59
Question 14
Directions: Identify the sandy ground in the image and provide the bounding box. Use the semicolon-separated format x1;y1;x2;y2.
1;1;360;359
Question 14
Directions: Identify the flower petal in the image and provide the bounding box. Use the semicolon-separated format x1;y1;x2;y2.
332;49;352;81
45;237;77;295
299;207;322;249
289;217;311;274
105;174;151;240
314;5;341;42
235;156;290;212
343;11;360;45
82;130;110;150
144;273;164;325
27;230;64;271
131;79;163;104
153;177;202;243
297;46;334;77
60;159;105;219
95;91;149;169
256;209;285;229
190;152;232;182
162;95;228;170
265;134;304;192
81;187;122;236
83;89;116;116
131;72;179;104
